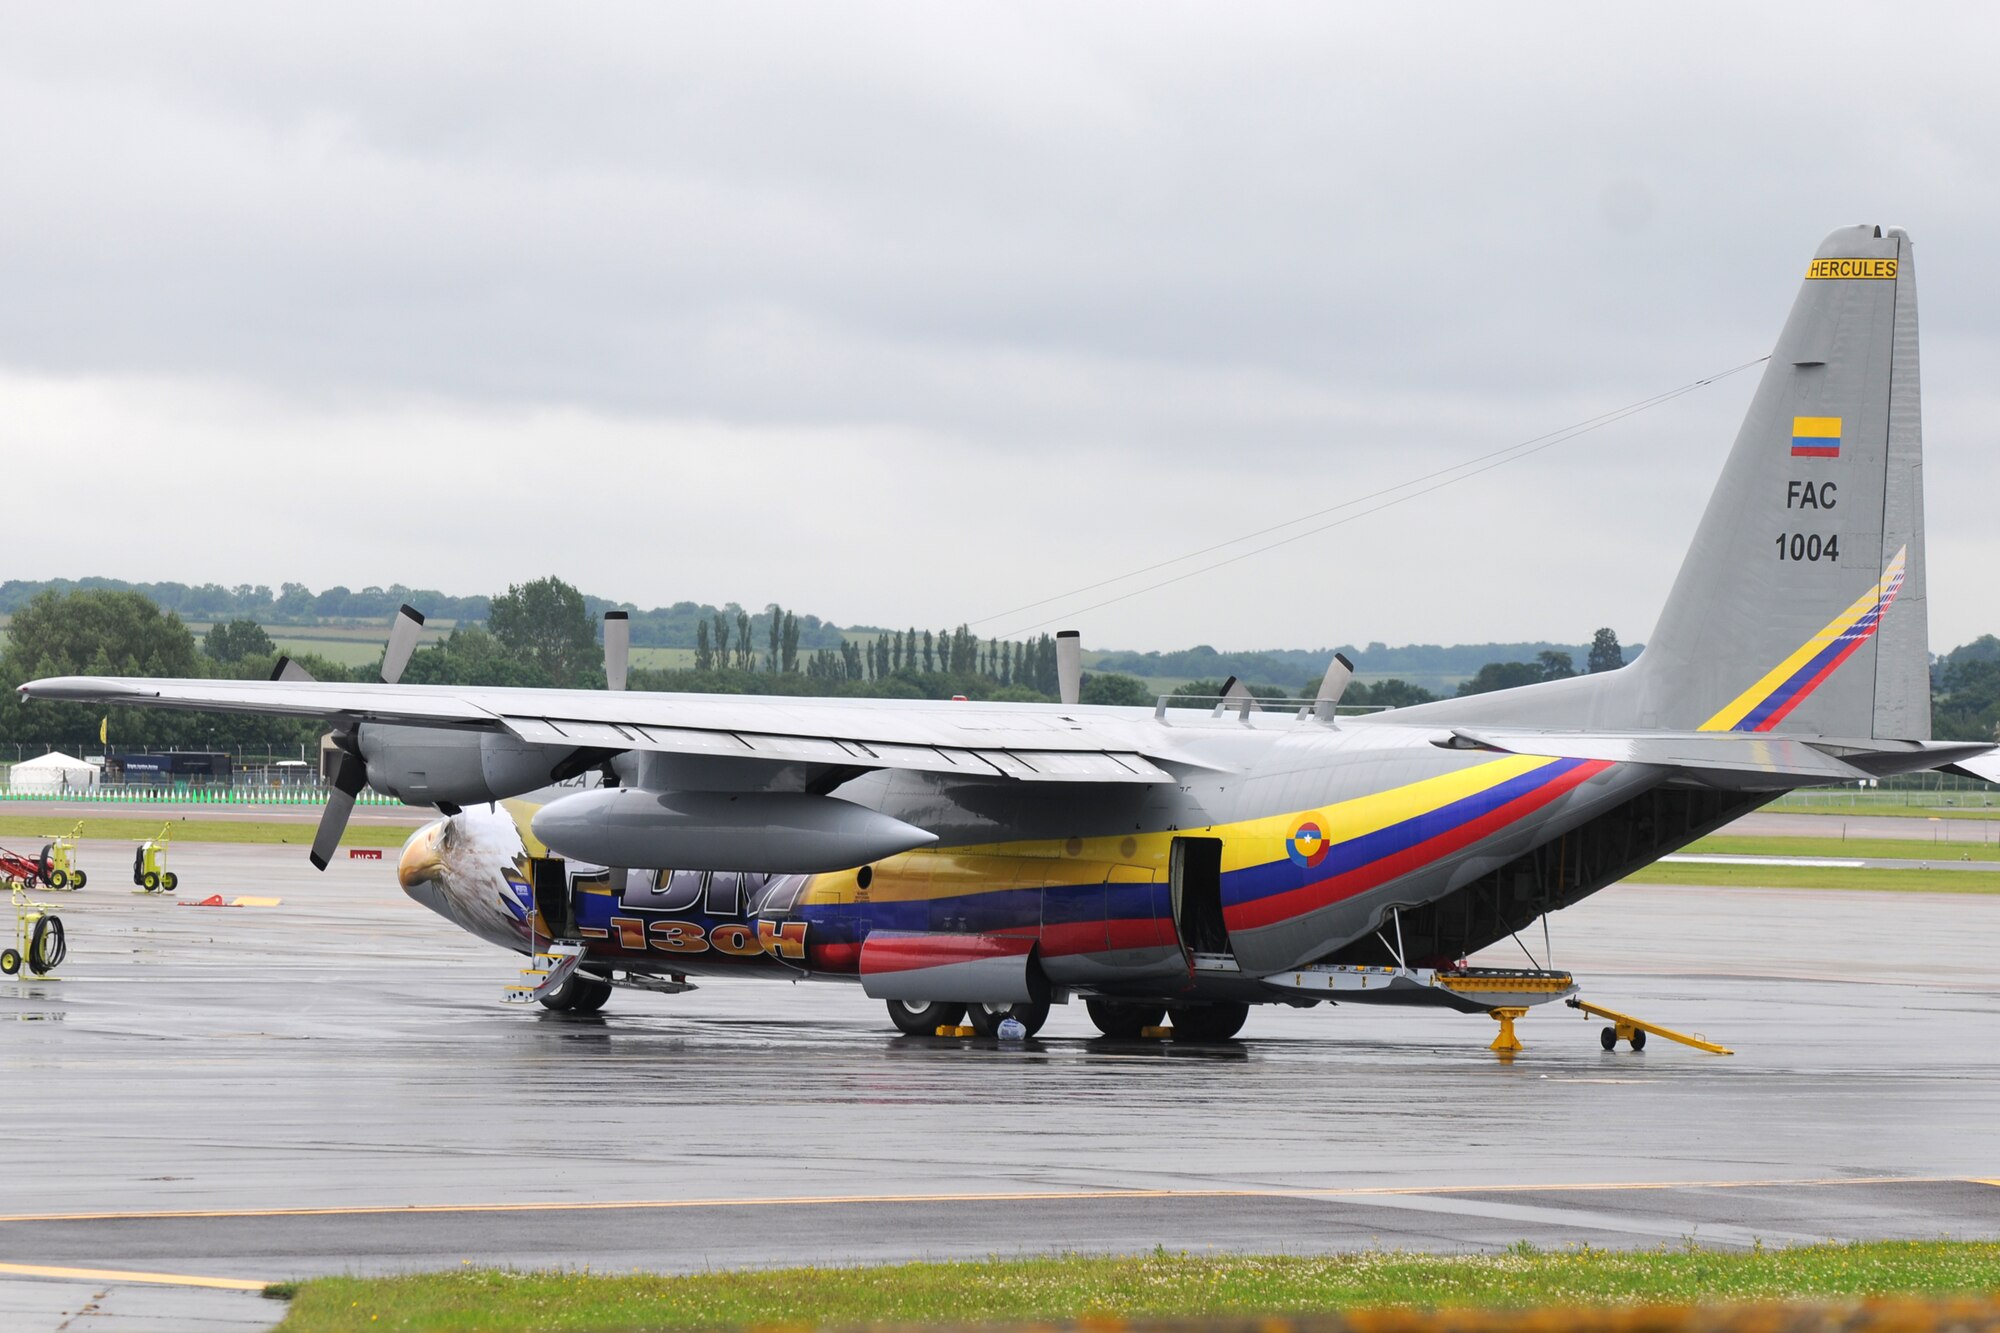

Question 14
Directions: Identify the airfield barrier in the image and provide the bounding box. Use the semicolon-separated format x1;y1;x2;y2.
0;784;401;806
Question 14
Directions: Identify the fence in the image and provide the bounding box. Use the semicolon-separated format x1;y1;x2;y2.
0;784;403;806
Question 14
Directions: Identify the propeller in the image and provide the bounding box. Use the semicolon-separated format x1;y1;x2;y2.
1314;652;1355;721
604;611;630;692
311;604;425;870
1056;630;1082;706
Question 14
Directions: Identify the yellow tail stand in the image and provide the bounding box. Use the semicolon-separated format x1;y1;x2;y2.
1568;997;1733;1054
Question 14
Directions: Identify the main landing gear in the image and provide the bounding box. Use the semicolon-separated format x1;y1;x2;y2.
1084;998;1164;1038
1084;999;1249;1041
966;1000;1049;1037
886;1000;965;1035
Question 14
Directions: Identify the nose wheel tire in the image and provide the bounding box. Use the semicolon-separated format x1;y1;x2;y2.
1166;1002;1249;1042
1085;999;1166;1038
886;1000;967;1035
966;1000;1050;1038
539;972;613;1014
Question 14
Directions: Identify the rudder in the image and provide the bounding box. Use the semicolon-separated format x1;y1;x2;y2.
1633;225;1929;740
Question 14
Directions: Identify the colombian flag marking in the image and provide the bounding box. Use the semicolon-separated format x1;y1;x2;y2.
1791;416;1842;458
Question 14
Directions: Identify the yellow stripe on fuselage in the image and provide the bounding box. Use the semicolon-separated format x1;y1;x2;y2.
798;754;1559;905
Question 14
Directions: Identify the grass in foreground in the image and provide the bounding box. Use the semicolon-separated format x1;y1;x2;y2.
269;1243;2000;1332
0;815;419;849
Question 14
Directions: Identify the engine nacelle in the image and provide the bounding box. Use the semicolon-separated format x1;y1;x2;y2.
357;725;581;808
530;788;937;874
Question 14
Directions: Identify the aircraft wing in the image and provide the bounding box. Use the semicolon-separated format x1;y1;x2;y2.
1439;727;1997;786
18;676;1181;784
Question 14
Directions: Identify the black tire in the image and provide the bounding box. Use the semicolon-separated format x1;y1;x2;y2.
133;848;144;886
1600;1026;1618;1051
38;846;53;882
886;1000;967;1035
1167;1002;1249;1042
567;975;613;1015
161;872;178;892
536;980;578;1012
28;914;65;974
71;870;86;890
1629;1028;1647;1051
0;948;18;976
141;871;159;892
1085;998;1166;1038
47;869;68;890
966;1000;1050;1038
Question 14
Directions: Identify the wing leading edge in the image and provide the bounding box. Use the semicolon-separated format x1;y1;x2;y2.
18;675;1179;785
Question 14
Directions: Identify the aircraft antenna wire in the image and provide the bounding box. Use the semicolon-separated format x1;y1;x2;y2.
982;356;1769;639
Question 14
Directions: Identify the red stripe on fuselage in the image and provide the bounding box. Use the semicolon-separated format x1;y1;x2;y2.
1224;759;1615;933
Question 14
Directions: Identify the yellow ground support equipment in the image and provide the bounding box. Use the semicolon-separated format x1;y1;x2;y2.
2;882;67;977
38;822;86;890
1488;1006;1529;1053
132;823;178;894
1568;997;1733;1055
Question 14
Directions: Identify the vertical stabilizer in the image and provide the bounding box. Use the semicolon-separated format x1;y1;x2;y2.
1633;225;1928;739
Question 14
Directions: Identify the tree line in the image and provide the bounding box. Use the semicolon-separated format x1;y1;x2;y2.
2;586;1995;754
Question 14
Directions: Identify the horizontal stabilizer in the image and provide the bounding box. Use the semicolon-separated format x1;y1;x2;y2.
1440;727;1996;788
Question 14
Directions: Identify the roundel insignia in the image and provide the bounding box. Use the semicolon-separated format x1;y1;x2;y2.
1286;817;1329;870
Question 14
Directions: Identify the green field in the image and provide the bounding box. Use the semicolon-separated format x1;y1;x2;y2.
1685;834;2000;861
1769;794;2000;818
1625;861;1997;893
268;1243;2000;1333
0;815;418;848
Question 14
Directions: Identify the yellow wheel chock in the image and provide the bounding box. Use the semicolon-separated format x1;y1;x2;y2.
1568;997;1733;1055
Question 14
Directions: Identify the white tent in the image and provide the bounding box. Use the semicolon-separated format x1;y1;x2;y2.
8;750;98;794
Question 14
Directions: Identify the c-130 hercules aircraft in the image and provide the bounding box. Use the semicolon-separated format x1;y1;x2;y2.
23;225;2000;1043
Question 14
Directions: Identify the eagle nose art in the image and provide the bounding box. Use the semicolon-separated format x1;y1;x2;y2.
398;820;445;895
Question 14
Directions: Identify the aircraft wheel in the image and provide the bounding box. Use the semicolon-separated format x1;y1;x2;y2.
566;975;613;1015
71;871;87;890
0;948;18;976
141;872;159;892
161;872;178;892
1600;1026;1618;1051
1085;998;1165;1038
1167;1002;1249;1042
1629;1028;1647;1051
47;869;68;890
886;1000;966;1035
967;1000;1049;1038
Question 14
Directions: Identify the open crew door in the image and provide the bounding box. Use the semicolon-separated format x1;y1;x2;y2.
1169;837;1232;964
530;856;575;943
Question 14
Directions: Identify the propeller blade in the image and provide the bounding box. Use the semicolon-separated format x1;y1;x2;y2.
603;610;630;692
270;656;316;683
1315;652;1355;716
309;750;366;871
1217;675;1263;715
378;604;426;685
1056;630;1082;706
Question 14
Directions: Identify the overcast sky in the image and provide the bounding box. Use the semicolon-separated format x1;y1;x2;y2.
1;3;1994;653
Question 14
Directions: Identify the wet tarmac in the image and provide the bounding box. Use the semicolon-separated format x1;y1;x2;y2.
2;841;1998;1330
